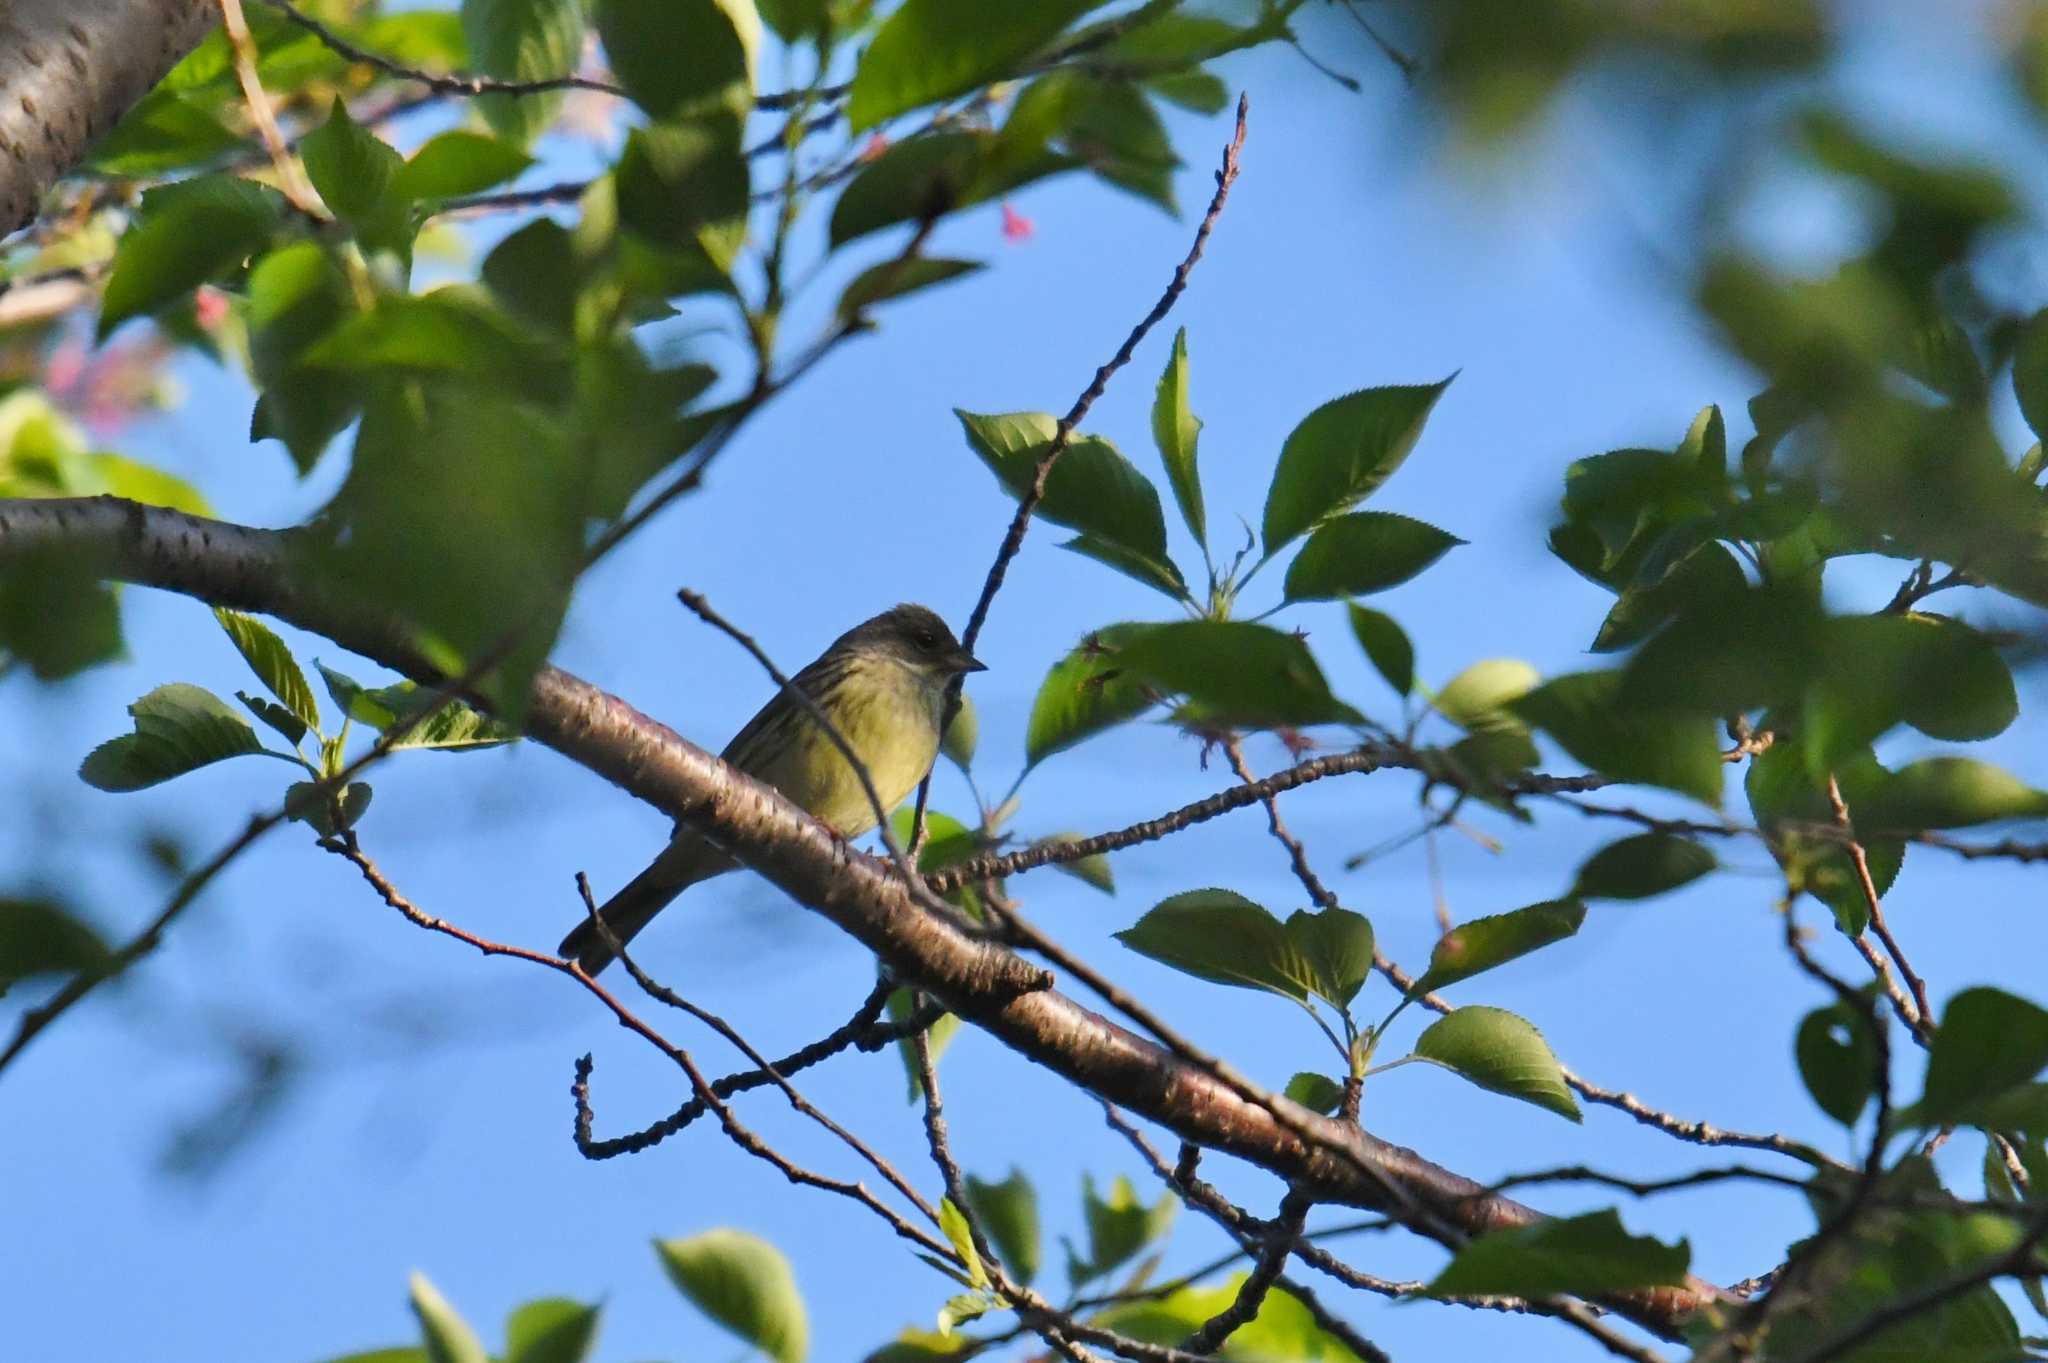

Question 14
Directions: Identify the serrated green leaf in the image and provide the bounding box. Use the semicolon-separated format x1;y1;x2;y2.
1113;888;1317;1003
964;1169;1039;1286
99;177;282;337
1114;620;1360;729
938;1198;987;1289
1511;671;1724;806
657;1228;807;1363
1428;1210;1685;1296
79;683;271;791
214;609;321;736
1410;1006;1581;1122
1150;327;1204;546
848;0;1102;130
1023;627;1155;768
301;98;403;233
1414;900;1585;996
1261;379;1453;554
956;411;1167;566
1282;511;1463;601
1347;604;1414;696
1572;834;1716;901
409;1273;487;1363
1056;534;1187;601
1284;1072;1344;1114
1285;905;1375;1007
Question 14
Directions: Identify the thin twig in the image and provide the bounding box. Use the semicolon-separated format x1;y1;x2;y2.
1827;774;1934;1044
221;0;327;219
1181;1187;1314;1353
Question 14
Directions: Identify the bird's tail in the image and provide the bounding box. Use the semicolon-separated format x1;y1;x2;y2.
558;840;728;976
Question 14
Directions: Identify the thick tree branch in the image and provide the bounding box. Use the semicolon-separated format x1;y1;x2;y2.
0;494;1725;1338
0;0;218;234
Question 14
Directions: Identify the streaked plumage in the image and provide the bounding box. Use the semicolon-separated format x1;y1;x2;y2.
559;604;983;975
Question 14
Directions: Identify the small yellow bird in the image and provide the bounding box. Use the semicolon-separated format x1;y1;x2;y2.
560;603;985;975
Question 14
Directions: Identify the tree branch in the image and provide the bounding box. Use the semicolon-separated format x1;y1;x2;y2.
0;493;1724;1339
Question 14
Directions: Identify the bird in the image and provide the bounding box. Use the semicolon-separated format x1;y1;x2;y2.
559;602;985;975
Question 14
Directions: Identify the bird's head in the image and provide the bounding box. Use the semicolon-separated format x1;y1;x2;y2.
842;604;985;681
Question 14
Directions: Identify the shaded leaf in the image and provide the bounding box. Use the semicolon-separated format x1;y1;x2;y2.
829;131;1075;247
1114;889;1317;1004
1414;900;1585;996
1285;906;1375;1007
79;683;270;791
1023;627;1154;768
1284;1072;1344;1115
1261;379;1453;554
964;1169;1039;1286
1572;834;1716;901
1282;511;1463;601
1510;671;1724;806
99;177;282;336
1428;1210;1686;1296
598;0;758;120
836;257;983;320
1922;988;2048;1125
1859;757;2048;832
1056;534;1187;602
0;899;111;983
1037;834;1114;894
1411;1006;1580;1122
214;609;321;736
1797;999;1878;1126
848;0;1101;130
392;131;534;201
1347;604;1414;696
1114;620;1360;729
463;0;585;145
1074;1174;1176;1284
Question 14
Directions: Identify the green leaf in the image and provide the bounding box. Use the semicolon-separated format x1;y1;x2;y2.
1284;1072;1344;1115
0;550;123;680
1801;615;2018;776
99;177;282;337
964;1170;1039;1286
1431;658;1538;731
1510;671;1725;806
0;899;111;984
1114;621;1360;729
940;693;976;770
1428;1210;1685;1296
462;0;585;146
482;218;579;333
1261;379;1453;554
1797;999;1878;1126
1037;834;1114;894
1023;627;1154;768
2014;308;2048;441
1150;328;1205;546
1055;535;1187;602
1411;1006;1580;1122
409;1273;487;1363
214;609;321;738
244;241;358;474
614;117;752;249
1074;1174;1176;1284
848;0;1101;130
502;1299;599;1363
1860;758;2048;832
886;985;961;1101
1146;69;1230;114
597;0;759;121
392;131;535;201
938;1198;987;1289
304;291;556;379
1413;900;1585;996
1747;745;1901;934
835;257;984;320
1283;512;1463;602
312;664;515;751
238;693;305;751
829;130;1074;247
85;453;211;517
1922;988;2048;1124
1347;605;1414;696
89;88;242;175
657;1228;808;1363
1572;834;1716;901
1285;906;1375;1008
956;411;1168;566
1113;888;1318;1004
1063;76;1180;215
79;683;271;792
301;98;404;238
285;780;373;837
1590;541;1747;653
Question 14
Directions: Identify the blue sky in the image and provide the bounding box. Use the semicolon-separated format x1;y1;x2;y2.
6;4;2048;1360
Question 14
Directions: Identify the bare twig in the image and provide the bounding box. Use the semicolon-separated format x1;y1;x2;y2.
221;0;327;219
1181;1187;1314;1353
1826;775;1934;1044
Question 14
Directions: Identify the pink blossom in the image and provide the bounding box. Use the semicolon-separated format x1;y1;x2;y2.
1000;201;1035;243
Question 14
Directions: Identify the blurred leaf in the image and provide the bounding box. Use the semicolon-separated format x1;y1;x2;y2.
90;88;242;175
848;0;1101;130
463;0;585;145
1284;1072;1344;1115
502;1298;600;1363
1065;76;1181;215
214;609;321;737
1347;604;1414;696
392;131;534;202
1037;834;1114;894
1285;906;1375;1008
835;257;984;320
941;693;977;770
1413;900;1585;996
829;131;1074;246
1410;1005;1580;1122
615;117;750;252
312;664;515;751
1114;888;1317;1004
1860;758;2048;832
0;898;111;984
938;1198;987;1289
1283;511;1463;601
99;177;282;337
2014;309;2048;442
1801;615;2017;776
956;411;1167;567
1146;70;1230;114
1511;671;1724;806
409;1273;487;1363
85;454;212;517
1572;834;1716;900
1428;1210;1685;1296
1590;542;1746;653
1074;1173;1175;1285
483;218;579;333
245;241;359;474
301;99;407;253
1797;998;1878;1127
599;0;758;120
1432;658;1537;731
0;550;122;680
1150;327;1205;546
1747;745;1902;936
1023;627;1153;768
79;683;271;791
285;779;373;836
656;1228;807;1363
964;1169;1039;1286
888;986;960;1102
1261;379;1454;554
305;291;557;380
1114;620;1360;728
1921;988;2048;1125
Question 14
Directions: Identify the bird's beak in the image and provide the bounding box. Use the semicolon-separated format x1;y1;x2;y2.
949;647;988;675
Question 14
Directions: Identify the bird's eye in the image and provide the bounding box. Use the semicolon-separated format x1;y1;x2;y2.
915;630;939;649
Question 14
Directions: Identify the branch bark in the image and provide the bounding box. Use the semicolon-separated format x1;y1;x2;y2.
0;0;218;234
0;494;1725;1339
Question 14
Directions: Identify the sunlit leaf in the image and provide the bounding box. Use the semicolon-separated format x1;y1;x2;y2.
1428;1210;1686;1296
1114;889;1317;1004
1413;900;1585;996
848;0;1102;130
1410;1005;1580;1122
409;1273;487;1363
1114;621;1360;729
1150;327;1205;546
1261;378;1453;554
1572;834;1716;900
657;1228;807;1363
1282;511;1463;601
1023;627;1154;768
79;683;272;791
964;1169;1039;1286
